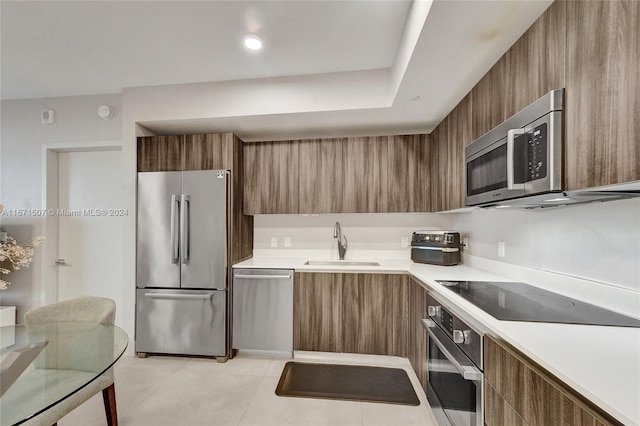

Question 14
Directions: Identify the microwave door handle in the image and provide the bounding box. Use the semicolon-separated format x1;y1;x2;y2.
507;129;526;190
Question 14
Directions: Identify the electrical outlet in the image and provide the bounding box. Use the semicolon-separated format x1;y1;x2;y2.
498;241;506;257
462;237;469;251
401;237;409;248
270;237;278;248
284;237;291;247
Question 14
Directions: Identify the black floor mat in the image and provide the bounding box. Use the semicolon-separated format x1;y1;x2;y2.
275;362;420;406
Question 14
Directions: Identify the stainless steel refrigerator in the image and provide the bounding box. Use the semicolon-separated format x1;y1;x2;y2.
136;170;230;357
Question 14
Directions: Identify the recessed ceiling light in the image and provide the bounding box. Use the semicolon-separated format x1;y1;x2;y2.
243;33;263;50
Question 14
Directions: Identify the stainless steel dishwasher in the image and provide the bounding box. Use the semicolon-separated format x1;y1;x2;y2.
232;268;294;357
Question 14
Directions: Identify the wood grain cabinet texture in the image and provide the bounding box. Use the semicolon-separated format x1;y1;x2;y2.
484;336;621;426
243;135;430;214
136;133;253;264
565;0;640;189
429;94;470;212
407;278;427;388
469;0;566;141
293;273;409;357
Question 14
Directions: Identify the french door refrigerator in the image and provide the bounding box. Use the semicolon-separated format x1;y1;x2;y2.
136;170;230;357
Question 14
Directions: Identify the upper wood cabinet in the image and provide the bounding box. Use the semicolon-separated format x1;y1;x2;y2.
244;135;430;214
470;1;566;141
138;133;233;172
298;138;344;214
430;94;470;212
243;141;299;214
564;0;640;189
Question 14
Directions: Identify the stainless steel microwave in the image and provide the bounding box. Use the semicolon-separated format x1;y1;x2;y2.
465;89;563;207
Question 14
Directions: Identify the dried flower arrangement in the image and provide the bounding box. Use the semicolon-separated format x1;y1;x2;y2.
0;204;45;290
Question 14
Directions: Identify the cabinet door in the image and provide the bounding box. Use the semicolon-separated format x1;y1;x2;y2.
407;278;427;388
183;134;229;171
137;135;183;172
385;135;429;212
445;94;472;210
298;138;344;213
293;273;343;352
342;274;398;355
484;336;619;426
429;121;447;212
342;136;387;213
565;0;640;189
243;141;299;214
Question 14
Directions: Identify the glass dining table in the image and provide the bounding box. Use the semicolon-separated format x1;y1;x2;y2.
0;322;128;425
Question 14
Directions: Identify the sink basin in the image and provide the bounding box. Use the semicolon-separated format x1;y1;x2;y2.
304;260;381;267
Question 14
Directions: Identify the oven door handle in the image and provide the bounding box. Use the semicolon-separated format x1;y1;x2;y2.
422;319;483;381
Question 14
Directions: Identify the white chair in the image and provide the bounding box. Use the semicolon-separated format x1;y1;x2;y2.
23;297;119;426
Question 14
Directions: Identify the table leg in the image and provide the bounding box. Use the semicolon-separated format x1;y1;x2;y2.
102;383;118;426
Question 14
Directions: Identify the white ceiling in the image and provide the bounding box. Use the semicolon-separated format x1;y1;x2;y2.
1;0;554;138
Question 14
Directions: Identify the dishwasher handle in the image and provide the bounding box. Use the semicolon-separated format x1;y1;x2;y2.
234;274;292;280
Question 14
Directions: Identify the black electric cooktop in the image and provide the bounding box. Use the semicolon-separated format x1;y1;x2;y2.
437;280;640;328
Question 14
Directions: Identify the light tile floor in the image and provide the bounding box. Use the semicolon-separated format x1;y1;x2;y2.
60;348;438;426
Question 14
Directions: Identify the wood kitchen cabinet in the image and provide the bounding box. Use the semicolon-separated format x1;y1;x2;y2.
293;272;409;357
407;278;427;388
469;1;566;141
564;0;640;189
429;93;469;212
137;132;253;264
298;138;344;214
484;335;620;426
243;141;299;215
244;135;430;214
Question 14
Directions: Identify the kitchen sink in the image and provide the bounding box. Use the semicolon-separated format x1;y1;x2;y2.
303;260;380;267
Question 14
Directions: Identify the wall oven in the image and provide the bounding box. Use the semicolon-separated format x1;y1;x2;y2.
465;89;563;207
423;293;483;426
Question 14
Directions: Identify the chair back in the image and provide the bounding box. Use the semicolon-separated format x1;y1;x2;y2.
24;297;116;372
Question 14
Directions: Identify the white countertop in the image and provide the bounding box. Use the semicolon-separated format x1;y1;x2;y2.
233;254;640;425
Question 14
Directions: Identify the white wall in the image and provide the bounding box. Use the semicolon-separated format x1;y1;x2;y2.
0;94;122;323
453;198;640;292
253;213;454;259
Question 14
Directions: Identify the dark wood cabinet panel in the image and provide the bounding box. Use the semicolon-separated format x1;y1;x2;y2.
485;336;620;426
294;273;409;357
226;133;254;263
484;380;528;426
470;1;565;142
293;272;343;352
341;136;387;213
298;138;344;214
565;0;640;189
429;120;447;212
243;141;299;214
504;0;566;117
407;278;427;388
137;135;183;172
442;94;471;211
183;133;229;171
385;135;429;212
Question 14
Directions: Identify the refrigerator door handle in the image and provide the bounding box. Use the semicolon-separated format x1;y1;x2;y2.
170;195;180;264
180;194;190;264
144;292;214;300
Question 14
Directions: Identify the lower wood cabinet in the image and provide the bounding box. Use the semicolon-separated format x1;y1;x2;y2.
293;272;409;357
484;336;621;426
407;278;427;388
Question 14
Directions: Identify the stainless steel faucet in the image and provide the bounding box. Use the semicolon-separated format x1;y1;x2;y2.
333;221;348;260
